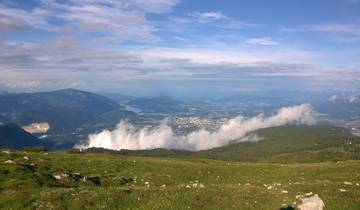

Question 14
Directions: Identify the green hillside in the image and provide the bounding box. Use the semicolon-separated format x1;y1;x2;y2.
1;151;359;209
195;125;360;162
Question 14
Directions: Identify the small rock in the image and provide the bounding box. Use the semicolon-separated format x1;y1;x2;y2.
344;181;352;185
339;189;346;192
87;176;101;185
23;156;29;160
4;160;14;164
119;177;133;185
2;150;10;154
281;190;288;194
356;183;359;186
53;175;62;180
68;172;82;181
305;192;313;196
161;184;166;188
297;194;325;210
185;185;191;188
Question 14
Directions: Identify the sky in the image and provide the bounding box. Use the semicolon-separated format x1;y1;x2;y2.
0;0;360;95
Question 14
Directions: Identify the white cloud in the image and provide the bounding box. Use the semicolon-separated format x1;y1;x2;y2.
0;5;53;31
78;104;316;151
307;23;360;36
284;23;360;42
189;11;225;22
244;37;278;46
137;46;316;65
0;0;179;42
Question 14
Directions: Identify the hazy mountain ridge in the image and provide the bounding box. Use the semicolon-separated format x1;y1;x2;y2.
0;89;137;149
0;123;52;150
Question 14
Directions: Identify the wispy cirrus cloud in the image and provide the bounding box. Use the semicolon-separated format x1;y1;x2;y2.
189;11;225;22
284;23;360;42
187;10;256;29
0;0;179;42
244;37;278;46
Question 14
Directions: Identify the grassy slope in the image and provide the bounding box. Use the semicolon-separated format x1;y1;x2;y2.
1;151;360;210
195;125;360;162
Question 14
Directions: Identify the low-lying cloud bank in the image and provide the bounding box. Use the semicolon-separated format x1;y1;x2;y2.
78;104;316;151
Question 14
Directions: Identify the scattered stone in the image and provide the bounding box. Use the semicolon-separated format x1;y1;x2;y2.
161;184;166;188
4;160;14;164
185;185;191;188
305;192;313;196
68;172;82;181
339;189;346;192
53;173;69;180
281;190;288;194
199;184;205;188
297;194;325;210
54;175;62;180
87;176;101;186
356;183;359;186
23;156;29;160
344;181;353;185
2;150;10;154
119;177;133;185
267;186;274;190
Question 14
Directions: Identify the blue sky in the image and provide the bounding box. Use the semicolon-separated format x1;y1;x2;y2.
0;0;359;94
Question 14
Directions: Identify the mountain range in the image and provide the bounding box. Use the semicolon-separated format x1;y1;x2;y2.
0;89;137;149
